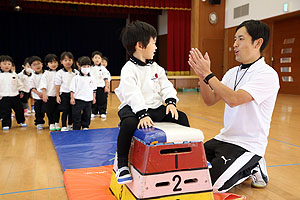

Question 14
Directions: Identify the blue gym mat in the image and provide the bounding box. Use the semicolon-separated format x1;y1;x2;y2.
50;128;119;171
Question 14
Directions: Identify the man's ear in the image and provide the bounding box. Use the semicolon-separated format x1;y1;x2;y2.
255;38;264;50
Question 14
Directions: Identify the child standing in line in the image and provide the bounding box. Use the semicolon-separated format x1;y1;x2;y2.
90;51;110;119
70;56;96;130
101;56;109;68
114;21;190;184
18;57;33;116
55;52;78;131
29;56;45;130
39;54;61;131
0;55;27;130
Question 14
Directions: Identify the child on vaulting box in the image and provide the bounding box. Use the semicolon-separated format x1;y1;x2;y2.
114;20;190;184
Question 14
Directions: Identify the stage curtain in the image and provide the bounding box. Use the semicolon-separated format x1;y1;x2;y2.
23;0;191;10
167;10;191;75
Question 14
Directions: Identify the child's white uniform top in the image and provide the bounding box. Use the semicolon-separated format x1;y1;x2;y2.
115;58;178;114
18;69;32;93
55;68;79;94
39;70;57;97
70;73;96;102
90;65;110;88
0;71;24;99
29;72;43;100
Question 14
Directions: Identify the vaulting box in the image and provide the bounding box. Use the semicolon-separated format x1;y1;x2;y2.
110;122;214;200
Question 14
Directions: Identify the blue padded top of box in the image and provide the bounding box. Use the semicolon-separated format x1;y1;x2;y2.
133;127;166;145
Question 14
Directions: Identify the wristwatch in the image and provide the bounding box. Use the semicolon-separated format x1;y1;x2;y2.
203;73;215;84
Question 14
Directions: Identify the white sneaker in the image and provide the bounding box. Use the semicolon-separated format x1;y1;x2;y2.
116;166;133;185
27;109;31;114
251;158;269;188
61;127;68;131
68;125;73;130
49;124;56;131
91;114;96;118
31;109;35;113
20;123;27;127
37;124;44;130
100;114;107;119
2;126;10;130
83;128;88;130
55;123;61;131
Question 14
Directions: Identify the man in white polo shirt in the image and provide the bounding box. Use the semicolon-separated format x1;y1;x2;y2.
188;20;280;193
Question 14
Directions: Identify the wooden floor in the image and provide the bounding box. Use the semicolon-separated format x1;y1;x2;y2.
0;92;299;200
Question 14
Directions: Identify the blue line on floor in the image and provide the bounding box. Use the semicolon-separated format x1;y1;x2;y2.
0;186;65;196
188;113;300;149
268;137;300;148
267;163;300;167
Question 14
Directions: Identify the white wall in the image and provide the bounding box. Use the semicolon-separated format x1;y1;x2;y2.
225;0;300;28
158;10;168;35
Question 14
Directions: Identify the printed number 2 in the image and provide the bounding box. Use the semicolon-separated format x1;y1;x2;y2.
172;175;182;192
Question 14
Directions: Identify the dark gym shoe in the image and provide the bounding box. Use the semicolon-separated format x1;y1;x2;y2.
116;166;133;184
251;158;269;188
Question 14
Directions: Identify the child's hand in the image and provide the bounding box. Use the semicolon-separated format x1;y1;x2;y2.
104;86;110;93
137;116;154;129
38;92;43;99
56;96;61;104
42;94;48;103
93;97;96;104
166;104;178;120
70;98;75;105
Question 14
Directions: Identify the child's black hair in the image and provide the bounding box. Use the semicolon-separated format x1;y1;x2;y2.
121;20;157;55
91;51;103;58
102;56;108;62
29;56;42;65
236;20;270;53
0;55;13;63
44;54;58;66
60;51;74;61
24;57;31;65
78;56;91;66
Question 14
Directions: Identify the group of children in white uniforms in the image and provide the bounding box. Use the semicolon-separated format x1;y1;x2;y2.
0;51;111;131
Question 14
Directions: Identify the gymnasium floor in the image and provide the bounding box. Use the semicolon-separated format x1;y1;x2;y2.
0;92;299;200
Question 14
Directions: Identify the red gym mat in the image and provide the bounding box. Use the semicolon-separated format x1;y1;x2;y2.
64;165;115;200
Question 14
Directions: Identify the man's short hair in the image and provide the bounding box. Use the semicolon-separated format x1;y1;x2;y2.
121;20;157;55
236;20;270;53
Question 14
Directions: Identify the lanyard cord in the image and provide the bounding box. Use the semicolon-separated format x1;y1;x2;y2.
234;67;250;91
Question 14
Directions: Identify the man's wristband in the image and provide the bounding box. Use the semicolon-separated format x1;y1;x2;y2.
203;73;215;84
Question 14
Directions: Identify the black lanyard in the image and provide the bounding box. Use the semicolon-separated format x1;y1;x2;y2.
234;67;250;91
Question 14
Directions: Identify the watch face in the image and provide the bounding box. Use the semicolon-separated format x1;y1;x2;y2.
209;12;218;24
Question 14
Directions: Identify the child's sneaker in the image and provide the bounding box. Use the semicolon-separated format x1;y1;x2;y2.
116;166;133;184
20;123;27;127
91;114;96;118
251;158;269;188
24;109;30;117
100;114;107;119
49;124;56;131
37;124;44;130
2;126;10;130
27;109;31;114
83;128;88;130
55;123;61;131
61;127;68;131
